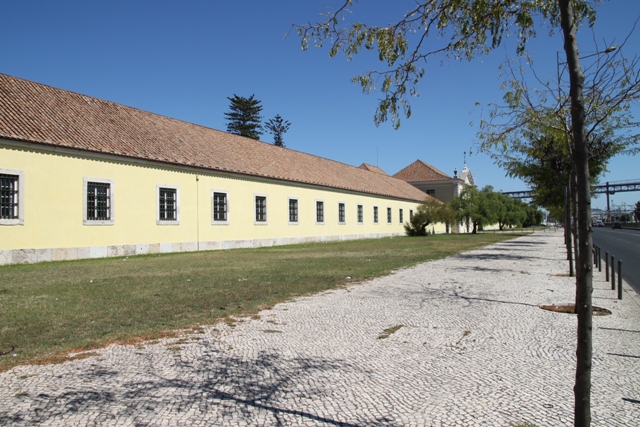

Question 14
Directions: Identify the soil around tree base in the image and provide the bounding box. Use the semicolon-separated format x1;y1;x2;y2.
539;304;612;315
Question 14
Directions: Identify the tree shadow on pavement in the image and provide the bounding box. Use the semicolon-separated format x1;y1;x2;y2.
455;294;539;308
414;285;539;308
494;239;548;246
454;252;533;262
0;349;400;427
452;265;520;274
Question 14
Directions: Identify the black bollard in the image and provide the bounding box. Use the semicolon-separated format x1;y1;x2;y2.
598;247;602;272
618;260;623;300
611;255;615;290
605;252;609;281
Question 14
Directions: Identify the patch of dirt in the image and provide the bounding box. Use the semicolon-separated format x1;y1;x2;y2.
539;304;611;315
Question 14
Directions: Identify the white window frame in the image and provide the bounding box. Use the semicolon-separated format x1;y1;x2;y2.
399;208;404;224
83;177;114;226
387;207;392;224
288;197;299;224
0;168;25;226
254;194;268;224
156;184;180;225
315;199;325;224
410;209;414;221
212;190;229;225
338;202;346;225
357;204;363;224
373;205;379;224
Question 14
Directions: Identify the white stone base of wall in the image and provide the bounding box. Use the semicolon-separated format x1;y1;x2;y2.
0;233;404;266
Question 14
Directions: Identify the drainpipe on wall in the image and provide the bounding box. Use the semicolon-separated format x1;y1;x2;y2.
196;175;200;251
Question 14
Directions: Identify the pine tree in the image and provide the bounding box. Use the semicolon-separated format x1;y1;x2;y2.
265;114;291;147
224;94;263;140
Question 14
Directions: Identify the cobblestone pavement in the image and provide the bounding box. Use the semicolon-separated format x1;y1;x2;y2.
1;232;639;426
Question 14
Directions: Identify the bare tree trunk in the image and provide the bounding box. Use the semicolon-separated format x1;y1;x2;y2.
565;181;574;277
558;1;594;426
571;171;579;275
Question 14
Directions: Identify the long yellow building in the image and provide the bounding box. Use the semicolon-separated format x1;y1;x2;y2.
0;74;438;265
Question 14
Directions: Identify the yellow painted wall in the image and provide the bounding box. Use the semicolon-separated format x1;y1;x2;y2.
1;141;444;253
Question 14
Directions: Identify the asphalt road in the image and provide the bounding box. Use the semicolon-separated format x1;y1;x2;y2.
592;227;640;295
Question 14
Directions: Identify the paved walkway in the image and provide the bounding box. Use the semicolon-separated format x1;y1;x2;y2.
1;232;639;426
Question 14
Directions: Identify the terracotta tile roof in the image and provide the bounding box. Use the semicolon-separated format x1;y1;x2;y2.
0;74;429;202
393;159;452;182
358;163;388;175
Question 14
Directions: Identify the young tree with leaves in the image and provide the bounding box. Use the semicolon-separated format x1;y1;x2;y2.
265;114;291;147
450;186;500;234
224;94;263;140
294;3;621;423
479;45;639;272
495;193;527;230
404;197;444;236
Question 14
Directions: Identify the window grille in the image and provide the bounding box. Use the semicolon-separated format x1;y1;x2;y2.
316;201;324;223
373;206;378;223
255;196;267;222
0;174;19;219
338;203;345;223
159;188;177;221
87;182;111;220
387;207;392;223
357;205;363;223
213;192;228;221
289;199;298;222
399;208;404;223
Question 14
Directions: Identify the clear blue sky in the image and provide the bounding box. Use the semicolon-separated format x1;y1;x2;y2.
2;1;638;211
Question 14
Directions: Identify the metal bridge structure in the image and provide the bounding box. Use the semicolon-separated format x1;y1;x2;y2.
502;180;640;218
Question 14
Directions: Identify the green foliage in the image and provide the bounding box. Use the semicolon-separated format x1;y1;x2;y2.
450;186;500;233
293;0;595;128
404;198;443;236
495;193;527;230
478;49;640;215
522;203;544;227
450;186;542;232
265;114;291;147
224;94;263;139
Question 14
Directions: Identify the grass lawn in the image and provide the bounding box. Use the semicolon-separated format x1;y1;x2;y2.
0;233;522;371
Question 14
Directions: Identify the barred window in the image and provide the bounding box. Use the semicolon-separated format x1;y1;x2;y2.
338;203;345;223
255;196;267;222
357;204;363;223
387;207;392;224
158;188;177;221
0;174;19;219
373;206;378;223
289;199;298;223
399;208;404;224
87;182;111;221
316;201;324;223
213;192;228;221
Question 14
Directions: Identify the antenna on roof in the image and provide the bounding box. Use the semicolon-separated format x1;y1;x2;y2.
463;151;466;165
